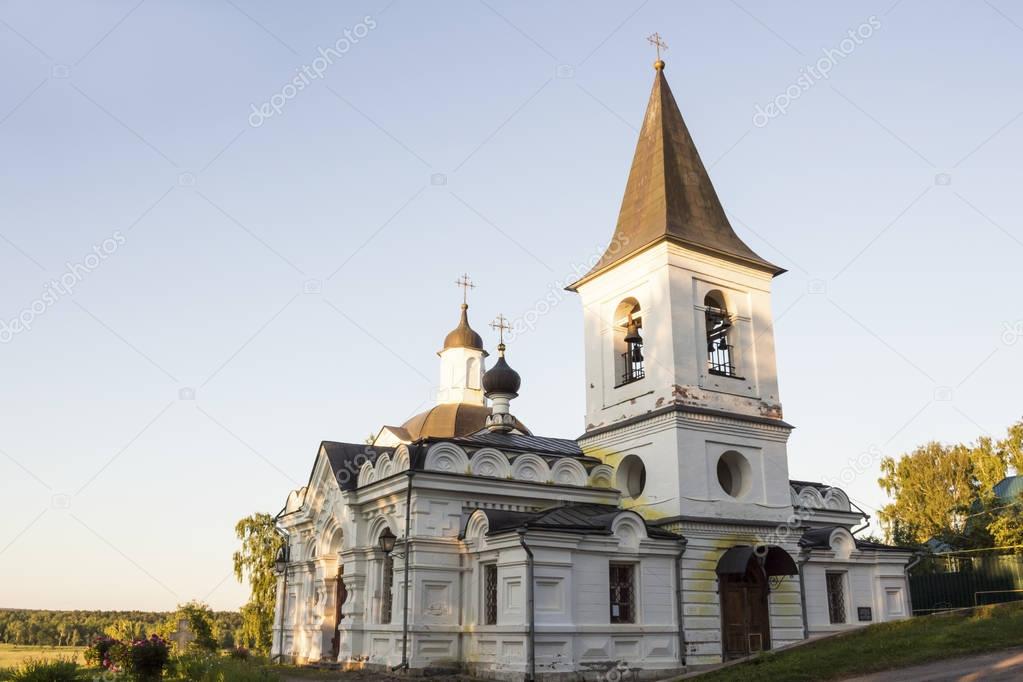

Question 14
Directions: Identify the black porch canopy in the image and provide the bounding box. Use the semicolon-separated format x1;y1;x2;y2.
716;545;798;577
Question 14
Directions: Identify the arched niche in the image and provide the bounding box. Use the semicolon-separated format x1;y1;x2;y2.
424;442;470;474
550;458;587;487
470;448;511;479
510;453;550;483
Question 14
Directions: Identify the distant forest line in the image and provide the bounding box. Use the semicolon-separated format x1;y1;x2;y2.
0;609;243;648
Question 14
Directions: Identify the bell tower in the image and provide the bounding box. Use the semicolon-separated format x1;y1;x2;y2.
569;59;794;525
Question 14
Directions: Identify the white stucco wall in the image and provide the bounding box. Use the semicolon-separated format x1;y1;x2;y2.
802;552;912;635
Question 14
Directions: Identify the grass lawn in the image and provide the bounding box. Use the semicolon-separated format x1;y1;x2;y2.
689;601;1023;681
0;644;83;668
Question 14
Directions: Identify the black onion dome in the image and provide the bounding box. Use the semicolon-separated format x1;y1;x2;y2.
482;347;521;396
442;304;485;352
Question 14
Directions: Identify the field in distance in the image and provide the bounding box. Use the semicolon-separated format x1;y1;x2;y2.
0;644;84;668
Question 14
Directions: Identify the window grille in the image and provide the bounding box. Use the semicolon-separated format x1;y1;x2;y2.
619;346;645;385
381;554;394;624
705;305;736;377
614;302;645;387
609;563;636;624
483;564;498;625
826;572;846;624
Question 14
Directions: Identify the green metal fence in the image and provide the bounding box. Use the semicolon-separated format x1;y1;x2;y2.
910;553;1023;614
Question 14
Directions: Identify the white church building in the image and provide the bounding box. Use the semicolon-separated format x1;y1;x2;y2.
271;57;914;679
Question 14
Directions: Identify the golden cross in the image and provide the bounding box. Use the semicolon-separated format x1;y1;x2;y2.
455;273;476;304
490;314;511;345
647;32;668;60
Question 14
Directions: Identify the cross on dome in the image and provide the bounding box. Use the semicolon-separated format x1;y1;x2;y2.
490;314;511;350
455;273;476;304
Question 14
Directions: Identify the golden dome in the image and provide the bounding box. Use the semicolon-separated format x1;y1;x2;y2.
442;304;485;353
400;403;530;440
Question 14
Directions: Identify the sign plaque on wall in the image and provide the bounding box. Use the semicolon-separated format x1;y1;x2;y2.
857;607;873;622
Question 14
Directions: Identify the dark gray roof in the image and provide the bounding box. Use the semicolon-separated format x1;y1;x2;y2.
789;479;833;492
799;526;911;553
450;431;583;457
321;441;394;491
471;503;680;540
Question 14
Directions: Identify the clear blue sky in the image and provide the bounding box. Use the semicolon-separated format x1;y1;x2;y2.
1;0;1021;611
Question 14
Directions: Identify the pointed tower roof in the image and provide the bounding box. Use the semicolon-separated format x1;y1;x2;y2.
569;61;781;290
441;304;486;354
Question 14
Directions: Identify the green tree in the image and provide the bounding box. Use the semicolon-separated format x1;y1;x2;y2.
107;618;146;642
164;601;218;652
987;504;1023;552
878;439;1006;545
1000;420;1023;472
233;512;282;652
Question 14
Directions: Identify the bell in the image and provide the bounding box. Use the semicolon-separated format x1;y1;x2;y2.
624;315;642;346
631;344;643;363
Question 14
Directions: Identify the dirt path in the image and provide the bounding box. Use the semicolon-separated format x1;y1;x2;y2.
840;647;1023;681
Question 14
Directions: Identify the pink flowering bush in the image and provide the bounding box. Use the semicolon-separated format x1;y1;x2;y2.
109;634;171;680
84;635;121;670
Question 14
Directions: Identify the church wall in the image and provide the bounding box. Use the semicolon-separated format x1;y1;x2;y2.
274;451;908;675
307;473;688;679
580;408;793;525
669;520;805;668
802;553;912;635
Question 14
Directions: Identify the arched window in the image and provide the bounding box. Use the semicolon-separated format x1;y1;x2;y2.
378;528;394;624
704;292;736;377
613;299;645;387
466;356;481;390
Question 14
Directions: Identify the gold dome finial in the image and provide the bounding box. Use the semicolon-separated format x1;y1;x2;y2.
442;277;485;353
647;32;667;70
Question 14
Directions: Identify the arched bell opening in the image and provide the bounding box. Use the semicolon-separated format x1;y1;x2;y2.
613;298;644;387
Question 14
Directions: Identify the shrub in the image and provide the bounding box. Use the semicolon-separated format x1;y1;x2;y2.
207;659;279;682
109;635;171;681
85;635;122;670
168;651;216;680
4;657;80;682
228;647;250;660
170;654;279;682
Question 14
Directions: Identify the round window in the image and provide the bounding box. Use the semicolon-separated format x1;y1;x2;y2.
716;451;751;498
616;454;647;499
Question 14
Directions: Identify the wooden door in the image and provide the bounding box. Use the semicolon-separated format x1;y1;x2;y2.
719;562;771;660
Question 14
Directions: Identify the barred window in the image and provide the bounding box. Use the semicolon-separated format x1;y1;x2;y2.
705;293;737;377
483;563;498;625
613;299;645;387
381;552;394;624
609;563;636;624
826;572;846;624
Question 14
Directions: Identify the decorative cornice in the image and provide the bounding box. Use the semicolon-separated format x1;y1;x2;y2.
579;402;794;442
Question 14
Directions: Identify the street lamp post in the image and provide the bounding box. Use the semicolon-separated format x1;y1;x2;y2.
273;545;289;663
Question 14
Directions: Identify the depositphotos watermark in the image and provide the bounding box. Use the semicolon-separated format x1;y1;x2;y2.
757;445;883;546
0;231;126;343
505;233;631;343
753;15;881;128
248;15;377;128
